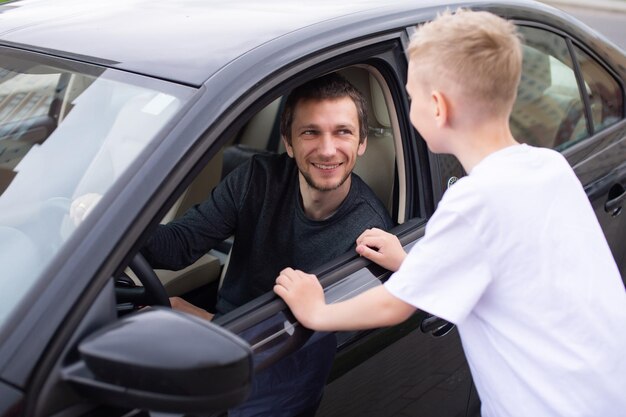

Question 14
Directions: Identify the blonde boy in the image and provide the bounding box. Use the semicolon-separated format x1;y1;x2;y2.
274;9;626;417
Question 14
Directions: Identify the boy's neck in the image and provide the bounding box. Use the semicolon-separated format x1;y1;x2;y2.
451;119;520;173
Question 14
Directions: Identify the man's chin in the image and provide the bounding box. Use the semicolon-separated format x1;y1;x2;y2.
303;175;351;192
311;183;342;192
300;171;352;192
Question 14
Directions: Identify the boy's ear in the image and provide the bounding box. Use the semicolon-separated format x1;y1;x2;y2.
431;90;449;128
282;136;294;158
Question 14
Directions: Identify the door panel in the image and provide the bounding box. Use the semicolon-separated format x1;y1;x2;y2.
218;221;472;417
0;382;22;417
317;241;471;417
321;224;470;416
585;157;626;282
318;323;470;417
571;41;626;281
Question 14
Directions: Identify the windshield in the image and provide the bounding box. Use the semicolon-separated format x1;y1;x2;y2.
0;48;193;325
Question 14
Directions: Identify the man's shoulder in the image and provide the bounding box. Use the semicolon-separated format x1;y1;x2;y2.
351;173;378;197
349;173;393;228
250;151;294;172
226;149;295;181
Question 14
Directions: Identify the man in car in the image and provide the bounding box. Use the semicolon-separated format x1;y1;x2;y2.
141;73;394;416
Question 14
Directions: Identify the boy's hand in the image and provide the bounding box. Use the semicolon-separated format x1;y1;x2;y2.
356;228;407;272
274;267;325;329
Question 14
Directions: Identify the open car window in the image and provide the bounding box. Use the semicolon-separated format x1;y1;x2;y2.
146;64;404;312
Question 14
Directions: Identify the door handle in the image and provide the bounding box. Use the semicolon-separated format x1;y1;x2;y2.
605;187;625;217
420;315;455;337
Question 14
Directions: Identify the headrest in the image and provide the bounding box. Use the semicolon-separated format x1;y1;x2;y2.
370;74;391;128
516;45;551;105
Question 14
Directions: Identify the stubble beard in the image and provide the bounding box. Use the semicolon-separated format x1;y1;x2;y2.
300;169;352;192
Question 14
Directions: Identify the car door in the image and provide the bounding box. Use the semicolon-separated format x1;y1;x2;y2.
509;23;626;283
215;224;471;417
201;30;474;417
570;43;626;281
216;12;626;417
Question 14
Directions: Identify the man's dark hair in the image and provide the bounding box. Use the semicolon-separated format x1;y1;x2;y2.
280;73;368;145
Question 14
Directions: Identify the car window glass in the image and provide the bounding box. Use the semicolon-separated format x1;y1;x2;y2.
511;26;588;150
0;71;60;133
573;45;623;133
0;51;193;327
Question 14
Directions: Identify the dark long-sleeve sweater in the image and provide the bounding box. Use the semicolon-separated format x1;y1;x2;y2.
142;152;393;315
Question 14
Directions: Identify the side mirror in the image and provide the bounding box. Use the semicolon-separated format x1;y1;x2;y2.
63;308;252;414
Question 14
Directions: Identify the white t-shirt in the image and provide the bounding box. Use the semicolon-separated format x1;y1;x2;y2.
385;144;626;417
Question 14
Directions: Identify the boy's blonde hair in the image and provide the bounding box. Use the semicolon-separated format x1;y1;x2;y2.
407;9;522;120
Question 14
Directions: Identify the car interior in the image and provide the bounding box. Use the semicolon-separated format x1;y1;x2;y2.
144;65;406;314
0;59;405;317
0;69;61;180
509;27;591;150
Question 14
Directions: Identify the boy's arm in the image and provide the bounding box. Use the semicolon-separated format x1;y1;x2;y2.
274;268;415;332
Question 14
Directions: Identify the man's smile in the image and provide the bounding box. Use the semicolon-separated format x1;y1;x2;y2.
312;162;343;170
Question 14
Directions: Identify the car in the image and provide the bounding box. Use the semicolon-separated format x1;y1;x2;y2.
0;0;624;416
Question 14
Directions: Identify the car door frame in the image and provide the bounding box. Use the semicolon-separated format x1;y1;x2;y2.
213;32;431;362
209;27;473;416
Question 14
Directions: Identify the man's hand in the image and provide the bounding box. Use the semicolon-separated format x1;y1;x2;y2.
356;228;406;272
170;296;214;321
274;267;326;330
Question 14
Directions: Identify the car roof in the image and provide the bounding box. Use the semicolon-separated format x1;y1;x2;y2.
0;0;560;87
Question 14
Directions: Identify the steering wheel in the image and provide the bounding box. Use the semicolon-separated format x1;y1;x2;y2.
116;252;170;310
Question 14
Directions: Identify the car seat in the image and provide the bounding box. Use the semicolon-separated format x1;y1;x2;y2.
510;45;584;149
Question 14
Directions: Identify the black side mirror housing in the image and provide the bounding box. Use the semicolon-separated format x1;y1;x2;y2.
63;308;252;414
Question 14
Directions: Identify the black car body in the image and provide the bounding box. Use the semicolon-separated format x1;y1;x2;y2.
0;0;624;416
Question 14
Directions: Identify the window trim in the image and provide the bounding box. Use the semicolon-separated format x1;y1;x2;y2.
566;37;595;136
